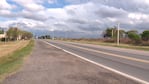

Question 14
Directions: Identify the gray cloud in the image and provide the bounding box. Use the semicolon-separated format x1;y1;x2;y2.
95;5;127;18
64;0;89;4
22;14;48;21
67;18;87;24
1;0;149;38
66;9;76;15
92;0;149;14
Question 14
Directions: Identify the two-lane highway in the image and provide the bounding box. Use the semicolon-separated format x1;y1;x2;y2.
47;40;149;84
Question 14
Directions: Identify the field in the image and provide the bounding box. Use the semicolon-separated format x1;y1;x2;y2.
0;41;29;58
0;40;34;82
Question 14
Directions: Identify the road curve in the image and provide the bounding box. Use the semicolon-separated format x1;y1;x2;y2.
48;40;149;84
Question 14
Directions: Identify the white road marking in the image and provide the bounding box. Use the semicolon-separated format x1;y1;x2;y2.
43;40;149;84
60;42;149;63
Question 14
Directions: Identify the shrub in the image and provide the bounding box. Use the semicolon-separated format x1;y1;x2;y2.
141;30;149;41
128;32;141;44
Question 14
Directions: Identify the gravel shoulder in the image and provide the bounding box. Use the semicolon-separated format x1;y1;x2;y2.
2;40;139;84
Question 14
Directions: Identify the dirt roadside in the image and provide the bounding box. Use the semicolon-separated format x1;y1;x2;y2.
2;40;139;84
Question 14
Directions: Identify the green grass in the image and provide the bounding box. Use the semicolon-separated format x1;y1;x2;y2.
0;40;34;82
64;40;149;51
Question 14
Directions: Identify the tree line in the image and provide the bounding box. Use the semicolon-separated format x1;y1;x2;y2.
103;27;149;45
38;35;51;39
0;27;33;41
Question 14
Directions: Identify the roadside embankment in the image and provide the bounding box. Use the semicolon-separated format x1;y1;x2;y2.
0;40;34;82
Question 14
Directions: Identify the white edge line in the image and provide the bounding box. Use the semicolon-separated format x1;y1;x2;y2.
43;40;149;84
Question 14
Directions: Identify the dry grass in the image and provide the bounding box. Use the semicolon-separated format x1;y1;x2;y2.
0;41;29;58
0;40;34;82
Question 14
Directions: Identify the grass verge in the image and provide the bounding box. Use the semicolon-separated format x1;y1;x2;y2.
0;40;30;58
0;40;34;82
64;40;149;51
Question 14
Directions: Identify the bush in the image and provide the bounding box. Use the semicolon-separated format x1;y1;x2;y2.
141;30;149;41
103;38;115;43
0;38;6;41
120;38;132;44
141;41;149;46
128;32;141;44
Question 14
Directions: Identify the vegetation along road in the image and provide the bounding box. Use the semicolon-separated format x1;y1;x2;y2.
0;40;33;83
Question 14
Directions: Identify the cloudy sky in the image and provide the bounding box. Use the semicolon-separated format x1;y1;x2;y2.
0;0;149;38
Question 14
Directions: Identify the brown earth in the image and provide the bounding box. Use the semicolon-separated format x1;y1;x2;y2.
2;40;139;84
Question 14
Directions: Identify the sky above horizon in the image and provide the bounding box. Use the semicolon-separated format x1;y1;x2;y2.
0;0;149;38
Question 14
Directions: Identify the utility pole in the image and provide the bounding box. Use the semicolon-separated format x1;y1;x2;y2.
112;29;113;38
53;30;54;40
117;23;120;46
16;23;19;41
4;30;6;43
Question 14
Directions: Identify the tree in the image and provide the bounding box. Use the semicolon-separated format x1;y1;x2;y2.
103;28;113;38
38;35;51;39
127;30;138;34
141;30;149;41
103;27;125;39
7;27;20;40
126;30;138;38
0;29;4;34
21;31;33;40
5;27;33;41
128;32;141;44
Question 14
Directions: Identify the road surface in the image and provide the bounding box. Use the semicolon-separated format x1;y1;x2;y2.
48;40;149;84
2;40;139;84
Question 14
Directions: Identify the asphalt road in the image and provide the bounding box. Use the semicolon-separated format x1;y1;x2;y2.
48;40;149;84
2;40;139;84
